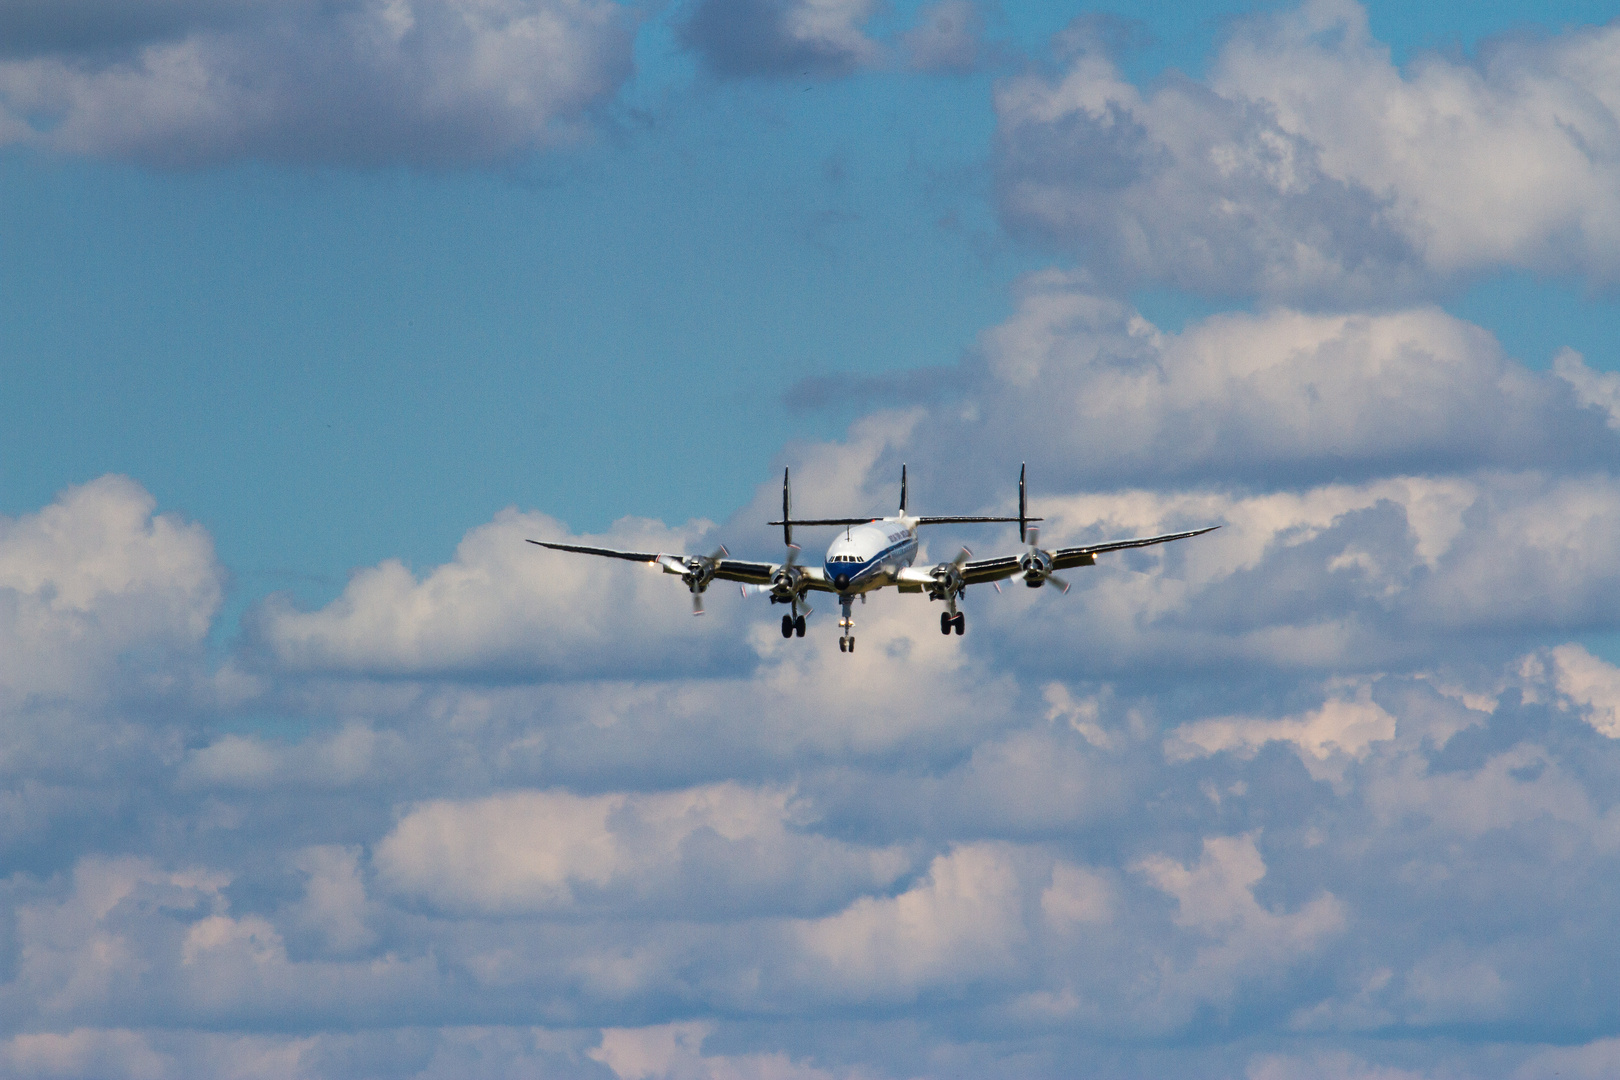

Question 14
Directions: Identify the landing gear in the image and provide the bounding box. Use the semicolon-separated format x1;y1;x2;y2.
795;614;806;637
953;612;965;635
782;614;795;638
781;608;808;639
940;610;965;636
838;595;855;654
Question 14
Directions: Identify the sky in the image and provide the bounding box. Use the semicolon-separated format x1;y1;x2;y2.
6;0;1620;1077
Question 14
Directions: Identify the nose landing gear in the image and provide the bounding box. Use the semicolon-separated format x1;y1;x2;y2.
838;594;855;653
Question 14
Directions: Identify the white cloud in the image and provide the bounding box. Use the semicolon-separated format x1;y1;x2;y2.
590;1023;850;1080
909;272;1617;491
251;509;747;680
0;0;634;166
0;1028;172;1080
179;723;406;790
1166;687;1397;786
1134;834;1346;997
1547;643;1620;737
1555;348;1620;429
794;843;1026;997
0;475;222;703
995;0;1620;300
375;782;910;915
1040;862;1113;928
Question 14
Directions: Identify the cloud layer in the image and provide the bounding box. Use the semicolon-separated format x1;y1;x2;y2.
996;0;1620;302
0;0;635;165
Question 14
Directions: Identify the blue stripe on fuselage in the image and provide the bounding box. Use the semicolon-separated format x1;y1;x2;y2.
824;527;917;589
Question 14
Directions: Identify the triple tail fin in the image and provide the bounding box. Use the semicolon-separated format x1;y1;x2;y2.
782;468;794;548
1019;463;1029;543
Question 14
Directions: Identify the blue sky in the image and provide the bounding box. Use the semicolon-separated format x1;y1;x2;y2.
6;1;1620;1077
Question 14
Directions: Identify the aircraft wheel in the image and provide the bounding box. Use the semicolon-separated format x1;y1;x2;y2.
940;612;951;635
848;636;855;652
953;613;965;636
782;615;794;638
838;637;846;652
795;615;806;637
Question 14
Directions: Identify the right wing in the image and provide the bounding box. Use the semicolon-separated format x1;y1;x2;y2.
528;540;662;563
1051;526;1220;569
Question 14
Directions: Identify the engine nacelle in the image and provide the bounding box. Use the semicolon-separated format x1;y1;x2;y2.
927;562;965;601
682;557;717;592
769;565;802;603
1020;549;1055;586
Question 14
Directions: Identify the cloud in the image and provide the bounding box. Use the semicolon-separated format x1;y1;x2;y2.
247;509;754;680
903;271;1619;492
901;0;992;75
677;0;880;79
0;475;222;703
1134;833;1346;1004
794;843;1026;997
590;1023;850;1080
995;0;1620;301
374;782;910;916
1546;643;1620;737
1166;686;1396;786
0;0;635;166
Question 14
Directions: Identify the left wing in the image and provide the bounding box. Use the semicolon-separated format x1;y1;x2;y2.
960;525;1220;584
526;540;778;585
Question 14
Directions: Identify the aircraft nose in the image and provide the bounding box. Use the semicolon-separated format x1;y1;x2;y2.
833;573;849;590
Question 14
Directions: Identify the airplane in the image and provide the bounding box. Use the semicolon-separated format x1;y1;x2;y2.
528;465;1217;653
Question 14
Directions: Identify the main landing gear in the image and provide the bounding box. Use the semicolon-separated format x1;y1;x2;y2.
838;594;856;653
940;611;964;635
780;613;806;638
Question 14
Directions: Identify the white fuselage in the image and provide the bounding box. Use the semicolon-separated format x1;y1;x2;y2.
823;518;920;595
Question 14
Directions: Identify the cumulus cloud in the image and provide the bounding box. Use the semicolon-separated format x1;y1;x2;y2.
0;0;634;166
869;272;1620;502
248;509;754;680
374;782;910;916
0;475;222;703
8;466;1620;1073
794;843;1026;997
995;0;1620;302
677;0;880;79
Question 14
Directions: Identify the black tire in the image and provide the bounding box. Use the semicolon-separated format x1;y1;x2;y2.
940;612;951;635
954;613;965;635
795;615;806;637
839;637;846;652
848;637;855;652
782;615;794;638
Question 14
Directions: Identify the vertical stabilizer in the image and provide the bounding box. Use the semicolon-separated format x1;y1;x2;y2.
782;468;793;548
899;464;908;515
1019;463;1028;543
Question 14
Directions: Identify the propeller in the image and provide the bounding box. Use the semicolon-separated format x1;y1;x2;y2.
770;543;814;616
927;546;971;601
661;545;728;615
1019;526;1069;593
